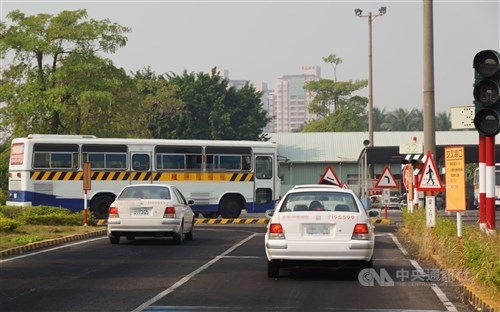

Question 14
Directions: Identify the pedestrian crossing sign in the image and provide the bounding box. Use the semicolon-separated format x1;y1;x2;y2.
416;151;444;191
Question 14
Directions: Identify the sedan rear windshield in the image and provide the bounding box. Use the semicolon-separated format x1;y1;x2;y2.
279;191;359;213
119;186;171;200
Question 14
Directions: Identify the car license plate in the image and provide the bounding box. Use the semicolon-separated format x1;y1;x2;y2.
305;224;330;235
133;208;150;216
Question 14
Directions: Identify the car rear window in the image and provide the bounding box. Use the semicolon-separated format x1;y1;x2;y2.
279;191;359;213
119;187;171;200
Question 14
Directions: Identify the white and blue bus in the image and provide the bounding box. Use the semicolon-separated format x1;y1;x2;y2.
7;134;280;219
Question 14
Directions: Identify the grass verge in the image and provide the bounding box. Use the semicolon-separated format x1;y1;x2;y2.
400;208;499;309
0;205;103;251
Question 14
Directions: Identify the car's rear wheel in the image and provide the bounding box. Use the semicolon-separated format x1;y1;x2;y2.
360;257;373;269
220;196;242;218
267;260;280;278
185;218;194;241
109;234;120;244
173;223;184;245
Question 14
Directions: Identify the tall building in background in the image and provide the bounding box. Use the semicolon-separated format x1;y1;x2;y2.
270;66;320;133
215;66;321;134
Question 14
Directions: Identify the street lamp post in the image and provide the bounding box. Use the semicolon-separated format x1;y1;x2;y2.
355;7;387;148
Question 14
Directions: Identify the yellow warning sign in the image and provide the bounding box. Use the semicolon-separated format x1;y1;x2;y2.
445;146;466;212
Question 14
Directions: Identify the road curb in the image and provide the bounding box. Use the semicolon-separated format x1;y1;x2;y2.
0;229;107;258
195;218;268;225
431;255;499;312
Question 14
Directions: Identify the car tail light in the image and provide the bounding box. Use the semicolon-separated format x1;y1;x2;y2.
109;207;119;218
352;223;370;240
163;206;176;218
268;223;285;239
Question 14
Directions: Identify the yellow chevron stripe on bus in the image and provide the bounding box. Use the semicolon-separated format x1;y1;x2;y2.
30;171;254;182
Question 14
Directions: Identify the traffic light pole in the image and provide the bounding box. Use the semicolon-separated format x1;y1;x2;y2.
478;134;486;230
473;49;500;234
485;135;496;234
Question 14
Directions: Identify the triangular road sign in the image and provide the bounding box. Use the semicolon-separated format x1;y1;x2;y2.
318;165;341;186
417;151;444;191
375;166;399;188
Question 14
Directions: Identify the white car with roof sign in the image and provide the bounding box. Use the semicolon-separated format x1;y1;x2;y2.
264;184;375;278
107;184;195;245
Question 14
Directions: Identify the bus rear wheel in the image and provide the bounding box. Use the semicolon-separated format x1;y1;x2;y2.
92;195;114;219
220;196;242;218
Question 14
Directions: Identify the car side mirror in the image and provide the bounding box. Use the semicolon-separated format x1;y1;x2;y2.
368;210;380;217
187;199;195;205
265;209;275;218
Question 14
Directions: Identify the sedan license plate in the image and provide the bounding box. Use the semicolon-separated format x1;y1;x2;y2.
305;224;330;236
133;208;150;216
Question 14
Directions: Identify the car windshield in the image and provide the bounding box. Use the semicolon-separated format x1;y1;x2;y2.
279;191;359;212
119;186;171;200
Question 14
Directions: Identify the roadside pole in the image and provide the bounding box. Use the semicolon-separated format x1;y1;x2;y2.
83;163;92;226
457;212;463;268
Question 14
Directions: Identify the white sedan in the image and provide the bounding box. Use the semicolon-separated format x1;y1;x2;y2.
265;184;375;278
107;184;195;245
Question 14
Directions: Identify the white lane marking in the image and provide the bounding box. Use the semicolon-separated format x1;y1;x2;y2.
131;233;258;312
388;232;409;256
0;237;106;264
386;233;458;312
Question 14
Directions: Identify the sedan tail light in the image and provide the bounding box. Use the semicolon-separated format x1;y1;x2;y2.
268;223;285;239
351;223;370;240
109;207;119;218
163;206;176;218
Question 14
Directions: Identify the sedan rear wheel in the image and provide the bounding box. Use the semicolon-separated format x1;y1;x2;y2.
185;217;195;241
173;223;184;245
360;257;373;269
267;260;280;278
109;234;120;245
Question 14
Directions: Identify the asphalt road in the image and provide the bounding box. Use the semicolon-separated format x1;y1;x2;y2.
0;223;475;312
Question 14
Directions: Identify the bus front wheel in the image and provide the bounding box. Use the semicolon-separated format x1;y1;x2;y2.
92;195;114;219
220;196;242;218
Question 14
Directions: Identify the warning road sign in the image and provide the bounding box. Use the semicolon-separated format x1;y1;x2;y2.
375;166;399;189
318;166;341;186
417;151;444;191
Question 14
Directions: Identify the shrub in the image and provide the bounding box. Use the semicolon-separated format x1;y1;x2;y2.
0;205;97;226
0;215;23;231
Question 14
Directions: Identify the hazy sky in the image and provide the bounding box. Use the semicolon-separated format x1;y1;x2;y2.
1;0;499;114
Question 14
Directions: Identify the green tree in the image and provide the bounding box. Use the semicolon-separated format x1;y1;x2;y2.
133;67;186;139
435;112;452;131
372;107;387;131
0;9;131;138
381;108;423;131
162;68;270;140
302;54;368;131
302;96;367;132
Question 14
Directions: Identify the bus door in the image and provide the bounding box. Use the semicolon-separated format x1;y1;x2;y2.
129;152;153;184
253;154;275;212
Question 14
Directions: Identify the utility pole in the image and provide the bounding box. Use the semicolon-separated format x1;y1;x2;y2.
423;0;436;156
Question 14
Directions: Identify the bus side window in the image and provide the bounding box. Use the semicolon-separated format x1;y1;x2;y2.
186;154;202;170
33;143;79;169
33;153;50;168
132;154;150;171
256;156;272;179
155;145;201;171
